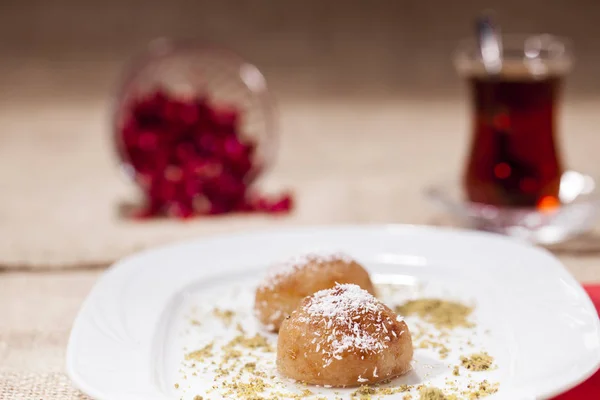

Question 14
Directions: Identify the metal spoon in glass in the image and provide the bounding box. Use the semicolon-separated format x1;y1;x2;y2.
476;15;503;74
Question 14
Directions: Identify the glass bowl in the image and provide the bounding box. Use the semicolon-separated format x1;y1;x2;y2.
113;38;277;188
111;39;278;217
426;170;600;245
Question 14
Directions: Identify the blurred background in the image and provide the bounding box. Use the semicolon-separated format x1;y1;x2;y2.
3;0;600;103
3;0;600;268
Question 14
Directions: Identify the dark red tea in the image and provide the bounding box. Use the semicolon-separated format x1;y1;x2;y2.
463;74;564;210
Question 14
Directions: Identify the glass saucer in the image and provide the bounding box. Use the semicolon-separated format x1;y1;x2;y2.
426;170;600;245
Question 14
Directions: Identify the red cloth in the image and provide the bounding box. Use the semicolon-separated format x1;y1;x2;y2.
553;285;600;399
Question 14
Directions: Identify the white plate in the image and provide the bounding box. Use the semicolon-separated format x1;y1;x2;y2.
67;225;600;400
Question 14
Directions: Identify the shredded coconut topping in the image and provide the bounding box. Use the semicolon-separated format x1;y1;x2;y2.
304;283;380;318
297;284;404;368
258;252;354;290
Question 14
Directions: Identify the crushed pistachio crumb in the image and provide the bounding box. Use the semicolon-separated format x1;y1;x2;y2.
351;385;376;399
213;308;236;325
351;384;412;399
396;299;474;329
236;322;245;333
222;377;269;397
418;339;451;359
185;342;214;362
463;380;499;399
460;352;494;371
419;386;450;400
224;333;273;351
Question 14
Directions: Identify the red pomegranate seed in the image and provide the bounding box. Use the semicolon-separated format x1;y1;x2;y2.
268;194;294;213
155;181;178;203
196;160;223;179
192;195;211;214
196;134;220;155
183;178;201;198
164;165;184;183
119;89;293;218
223;136;246;159
179;102;199;125
137;131;159;151
166;201;194;219
175;143;196;163
211;106;238;131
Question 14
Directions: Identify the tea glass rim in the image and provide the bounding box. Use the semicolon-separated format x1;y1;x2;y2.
454;33;573;78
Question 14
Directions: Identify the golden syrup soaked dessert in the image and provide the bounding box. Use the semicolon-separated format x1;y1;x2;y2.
277;284;413;387
254;253;375;331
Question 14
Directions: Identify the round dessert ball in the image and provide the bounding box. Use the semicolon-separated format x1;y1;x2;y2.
277;283;413;387
254;253;375;331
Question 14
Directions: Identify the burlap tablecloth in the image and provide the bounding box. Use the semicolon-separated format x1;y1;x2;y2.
2;99;600;398
0;99;474;270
